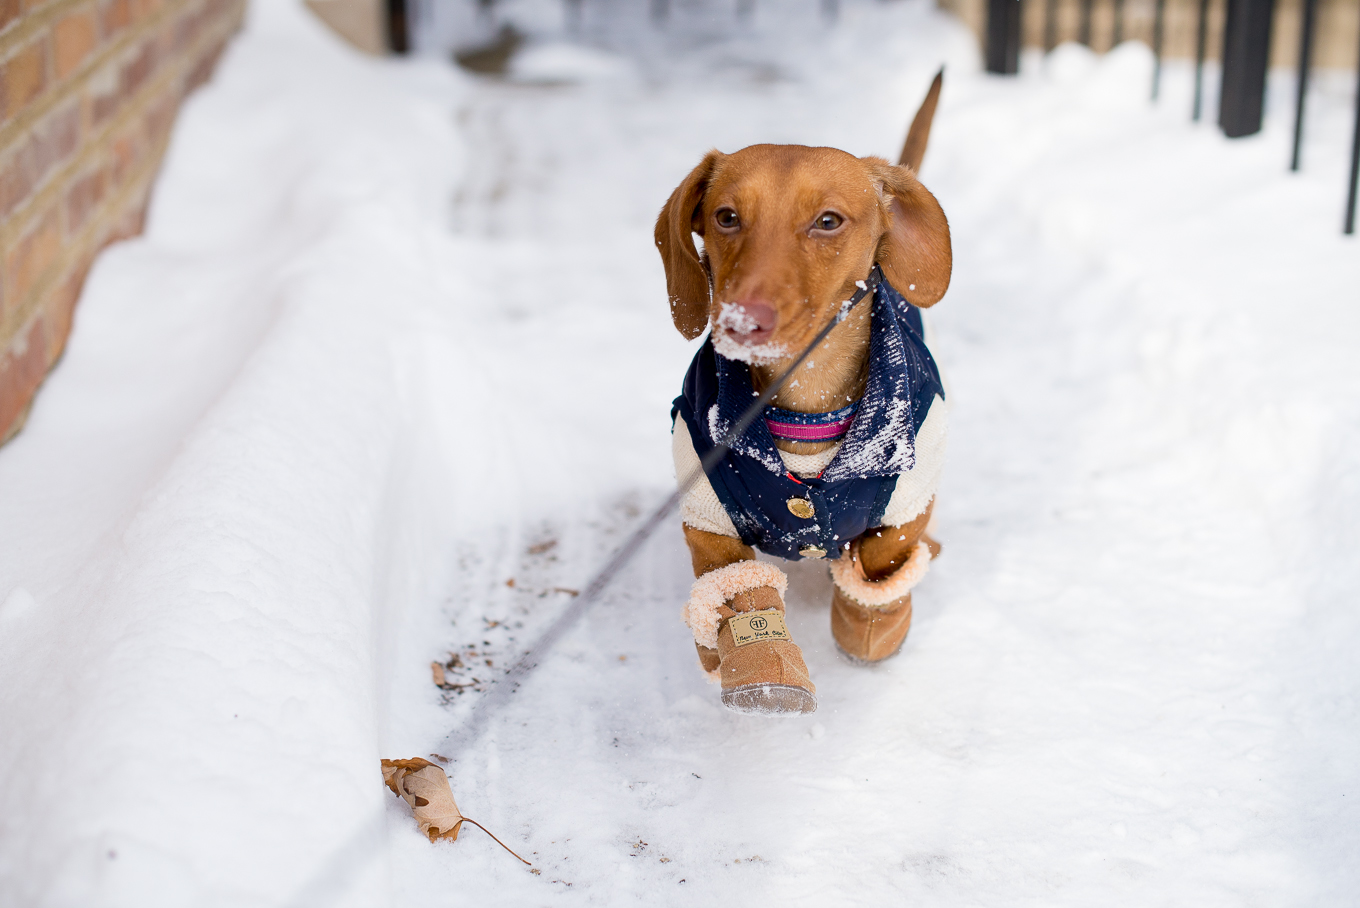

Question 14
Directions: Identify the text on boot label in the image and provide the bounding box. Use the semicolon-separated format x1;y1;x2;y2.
729;610;791;647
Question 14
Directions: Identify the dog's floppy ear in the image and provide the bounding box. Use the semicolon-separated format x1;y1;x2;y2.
655;151;722;339
864;157;951;308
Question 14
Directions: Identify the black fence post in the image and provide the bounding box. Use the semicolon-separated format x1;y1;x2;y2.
737;0;754;23
987;0;1023;74
822;0;839;23
1192;0;1210;120
386;0;409;52
1113;0;1125;45
1290;0;1318;170
1218;0;1276;137
1346;26;1360;234
1079;0;1094;45
1043;0;1057;50
1152;0;1167;98
651;0;668;24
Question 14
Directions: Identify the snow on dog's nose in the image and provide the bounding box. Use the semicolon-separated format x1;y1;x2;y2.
714;300;787;365
717;300;777;345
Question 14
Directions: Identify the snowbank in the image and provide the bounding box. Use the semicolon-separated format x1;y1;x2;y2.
0;3;477;904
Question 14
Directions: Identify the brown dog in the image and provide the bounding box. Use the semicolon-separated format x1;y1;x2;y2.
656;75;951;716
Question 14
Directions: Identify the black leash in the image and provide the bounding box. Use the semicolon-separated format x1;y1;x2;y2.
435;264;882;757
287;266;882;907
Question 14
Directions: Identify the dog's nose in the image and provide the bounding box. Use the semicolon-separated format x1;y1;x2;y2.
720;300;777;345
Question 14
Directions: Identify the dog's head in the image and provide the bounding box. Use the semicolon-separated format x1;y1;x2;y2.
654;145;951;363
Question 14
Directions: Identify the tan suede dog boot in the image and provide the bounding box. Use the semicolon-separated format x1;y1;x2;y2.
683;560;817;716
830;533;934;664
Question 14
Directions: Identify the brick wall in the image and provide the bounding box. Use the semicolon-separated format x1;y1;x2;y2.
0;0;244;445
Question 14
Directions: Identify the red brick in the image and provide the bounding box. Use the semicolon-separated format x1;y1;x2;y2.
100;0;130;37
89;76;119;126
40;100;81;163
1;0;21;32
144;89;173;141
87;39;155;127
95;185;149;250
64;164;107;235
173;5;202;54
128;0;158;25
112;185;149;239
54;8;99;79
0;150;25;218
1;39;49;122
209;0;238;20
0;314;50;444
108;128;138;186
5;207;61;304
121;38;155;95
0;101;79;217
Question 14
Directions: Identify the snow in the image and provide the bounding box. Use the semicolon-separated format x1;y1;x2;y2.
712;299;790;363
509;40;633;83
715;301;759;335
1;0;1358;905
711;327;788;364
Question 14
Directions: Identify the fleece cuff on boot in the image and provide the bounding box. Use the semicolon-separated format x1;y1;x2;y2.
830;539;931;608
682;561;789;651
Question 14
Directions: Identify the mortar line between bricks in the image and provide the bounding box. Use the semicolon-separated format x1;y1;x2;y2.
0;12;240;341
0;0;197;152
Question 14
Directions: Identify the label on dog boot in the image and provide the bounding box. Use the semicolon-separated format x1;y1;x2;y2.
729;609;791;647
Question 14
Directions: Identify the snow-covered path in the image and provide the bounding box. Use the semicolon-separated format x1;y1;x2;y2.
1;1;1358;905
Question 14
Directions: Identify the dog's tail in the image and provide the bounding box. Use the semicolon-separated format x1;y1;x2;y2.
898;68;943;173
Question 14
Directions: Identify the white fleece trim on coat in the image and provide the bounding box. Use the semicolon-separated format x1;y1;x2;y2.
682;561;788;650
879;393;949;527
830;540;931;608
673;416;741;537
778;444;842;478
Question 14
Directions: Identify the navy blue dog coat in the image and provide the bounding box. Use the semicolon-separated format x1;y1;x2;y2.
672;279;945;561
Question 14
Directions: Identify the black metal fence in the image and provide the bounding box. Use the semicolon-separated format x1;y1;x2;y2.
985;0;1360;233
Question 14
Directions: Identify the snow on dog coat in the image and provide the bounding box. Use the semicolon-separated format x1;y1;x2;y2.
671;279;946;561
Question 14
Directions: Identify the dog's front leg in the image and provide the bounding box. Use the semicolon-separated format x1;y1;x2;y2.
681;527;778;673
680;525;817;715
829;499;939;664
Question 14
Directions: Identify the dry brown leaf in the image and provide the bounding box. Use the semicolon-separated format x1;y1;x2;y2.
380;758;533;865
381;758;464;841
430;662;447;688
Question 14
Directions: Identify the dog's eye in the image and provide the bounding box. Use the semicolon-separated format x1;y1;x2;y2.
715;208;740;230
813;212;843;231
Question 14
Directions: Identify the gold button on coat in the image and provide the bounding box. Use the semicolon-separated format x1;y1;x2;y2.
786;497;815;519
799;545;827;559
